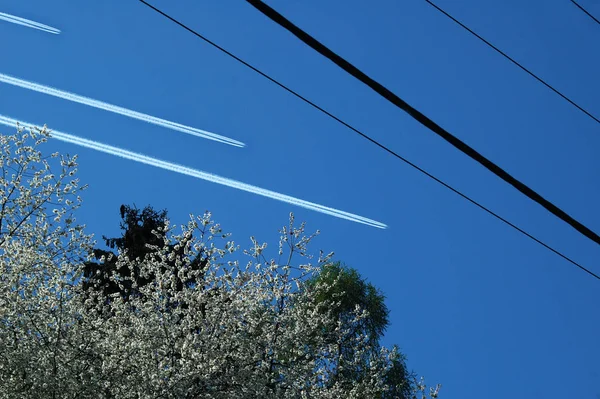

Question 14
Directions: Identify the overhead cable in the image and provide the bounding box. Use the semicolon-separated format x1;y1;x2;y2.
138;0;600;280
245;0;600;249
424;0;600;125
570;0;600;26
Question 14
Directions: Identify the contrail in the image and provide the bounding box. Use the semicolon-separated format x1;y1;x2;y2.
0;11;60;34
0;72;245;148
0;116;387;229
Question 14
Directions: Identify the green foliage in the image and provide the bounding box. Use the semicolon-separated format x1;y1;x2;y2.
306;261;389;346
380;346;415;399
304;262;415;397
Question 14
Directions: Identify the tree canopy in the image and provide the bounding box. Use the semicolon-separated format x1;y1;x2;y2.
0;125;440;398
83;204;207;305
303;262;414;398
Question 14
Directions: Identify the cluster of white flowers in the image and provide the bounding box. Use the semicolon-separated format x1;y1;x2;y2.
0;126;440;398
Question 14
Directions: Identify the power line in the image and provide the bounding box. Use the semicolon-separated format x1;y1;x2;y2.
424;0;600;125
137;0;600;281
244;0;600;250
571;0;600;26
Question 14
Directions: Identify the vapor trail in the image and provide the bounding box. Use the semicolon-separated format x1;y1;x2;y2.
0;72;245;148
0;11;60;34
0;116;387;229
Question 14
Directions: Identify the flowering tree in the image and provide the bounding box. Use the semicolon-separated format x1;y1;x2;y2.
0;125;440;398
0;126;95;397
82;204;207;315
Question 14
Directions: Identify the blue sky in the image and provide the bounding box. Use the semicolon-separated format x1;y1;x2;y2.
1;0;599;397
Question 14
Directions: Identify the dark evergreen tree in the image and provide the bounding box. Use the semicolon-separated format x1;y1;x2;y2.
81;204;207;310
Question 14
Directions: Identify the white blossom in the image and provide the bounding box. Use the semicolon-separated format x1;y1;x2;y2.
0;125;440;399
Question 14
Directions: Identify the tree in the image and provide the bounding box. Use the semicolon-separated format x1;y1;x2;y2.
82;207;416;397
82;204;207;313
306;261;390;348
0;126;97;397
0;124;441;398
303;262;415;398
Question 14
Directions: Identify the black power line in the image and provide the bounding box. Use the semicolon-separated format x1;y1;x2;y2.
245;0;600;248
137;0;600;281
571;0;600;26
424;0;600;125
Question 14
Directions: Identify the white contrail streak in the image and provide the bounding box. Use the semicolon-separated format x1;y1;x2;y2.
0;72;245;148
0;11;60;34
0;116;387;229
